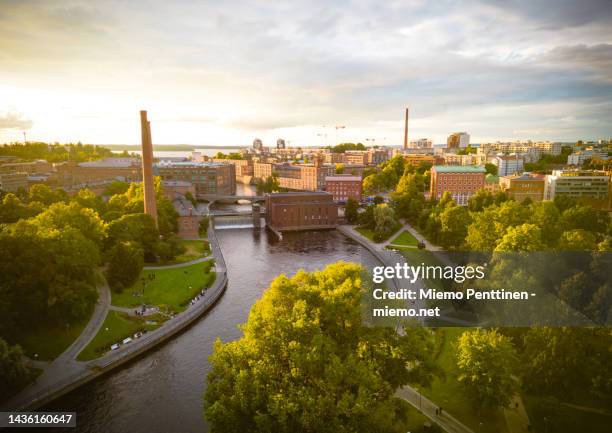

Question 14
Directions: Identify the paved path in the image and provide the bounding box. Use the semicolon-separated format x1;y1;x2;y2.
338;225;475;433
143;255;213;270
396;387;474;433
503;393;530;433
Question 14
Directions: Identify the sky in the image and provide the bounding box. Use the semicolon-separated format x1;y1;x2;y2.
0;0;611;147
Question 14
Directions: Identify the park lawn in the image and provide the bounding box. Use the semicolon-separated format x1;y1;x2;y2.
390;230;419;247
522;393;611;433
355;221;402;243
153;239;211;266
413;327;510;433
111;260;215;312
402;403;442;433
77;311;164;361
14;317;89;361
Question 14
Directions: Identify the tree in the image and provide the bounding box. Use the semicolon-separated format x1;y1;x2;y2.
205;262;434;433
335;163;345;174
344;198;359;224
33;202;107;248
106;241;144;291
439;205;471;249
467;189;494;212
561;205;608;234
199;216;210;237
373;204;397;241
484;163;498;176
107;213;160;260
558;229;597;251
456;329;518;408
529;201;561;247
495;223;543;252
28;184;67;206
0;338;36;396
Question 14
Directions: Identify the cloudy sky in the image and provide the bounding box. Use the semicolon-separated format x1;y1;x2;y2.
1;0;611;146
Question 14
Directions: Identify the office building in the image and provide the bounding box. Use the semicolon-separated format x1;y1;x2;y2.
499;173;546;202
544;170;609;200
276;138;286;149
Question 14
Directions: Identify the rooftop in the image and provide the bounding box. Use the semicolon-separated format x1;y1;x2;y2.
325;176;362;181
155;160;227;168
502;172;545;181
433;165;486;173
79;157;140;168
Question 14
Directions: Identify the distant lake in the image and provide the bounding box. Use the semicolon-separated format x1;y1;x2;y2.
111;148;241;158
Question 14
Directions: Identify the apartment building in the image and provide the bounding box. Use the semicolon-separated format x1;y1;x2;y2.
0;172;29;192
495;154;524;176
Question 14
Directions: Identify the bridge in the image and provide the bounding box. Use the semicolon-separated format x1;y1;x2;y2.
197;194;265;203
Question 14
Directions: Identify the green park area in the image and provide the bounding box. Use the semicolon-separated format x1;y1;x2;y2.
355;221;402;243
111;260;215;312
153;239;211;266
414;328;509;433
14;319;89;361
389;230;419;247
77;311;165;361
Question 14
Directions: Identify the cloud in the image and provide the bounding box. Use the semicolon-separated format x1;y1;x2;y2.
0;111;33;130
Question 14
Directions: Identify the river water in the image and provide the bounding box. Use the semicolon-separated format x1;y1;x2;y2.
46;227;379;433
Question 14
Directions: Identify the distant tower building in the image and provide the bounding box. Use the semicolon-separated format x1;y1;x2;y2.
253;138;263;151
140;110;158;227
403;107;409;150
276;138;286;149
447;132;470;149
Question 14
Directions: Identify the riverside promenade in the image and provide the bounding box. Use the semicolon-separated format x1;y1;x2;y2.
3;227;228;411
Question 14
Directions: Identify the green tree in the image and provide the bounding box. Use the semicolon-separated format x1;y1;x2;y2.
344;198;359;224
456;329;518;408
199;216;210;237
484;163;498;175
558;229;597;251
335;163;345;174
28;184;67;206
33;202;107;248
205;262;433;433
0;338;36;396
373;204;397;241
529;201;562;247
467;189;494;212
107;213;160;261
495;223;543;252
439;205;471;249
106;241;144;292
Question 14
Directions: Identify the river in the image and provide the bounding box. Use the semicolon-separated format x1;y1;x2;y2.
45;227;379;433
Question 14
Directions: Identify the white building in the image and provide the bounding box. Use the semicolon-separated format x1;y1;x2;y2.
495;154;524;176
409;138;433;149
544;170;610;200
567;150;608;166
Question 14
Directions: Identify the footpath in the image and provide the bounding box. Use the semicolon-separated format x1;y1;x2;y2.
3;229;228;411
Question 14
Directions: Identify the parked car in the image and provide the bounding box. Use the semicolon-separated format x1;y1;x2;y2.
122;337;133;344
110;343;120;351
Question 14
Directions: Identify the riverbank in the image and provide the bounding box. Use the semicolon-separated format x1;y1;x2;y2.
2;228;228;412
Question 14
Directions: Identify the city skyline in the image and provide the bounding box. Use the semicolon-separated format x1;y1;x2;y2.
1;0;611;146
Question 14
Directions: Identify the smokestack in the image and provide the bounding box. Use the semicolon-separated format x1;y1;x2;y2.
403;107;409;150
140;110;158;228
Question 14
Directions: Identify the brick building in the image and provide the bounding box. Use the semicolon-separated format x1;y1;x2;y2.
265;192;338;231
499;173;545;202
54;157;142;188
0;172;29;192
430;165;486;205
155;161;236;197
325;175;362;203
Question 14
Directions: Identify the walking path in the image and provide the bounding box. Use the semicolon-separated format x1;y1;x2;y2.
143;255;212;270
337;224;473;433
503;393;530;433
3;229;228;411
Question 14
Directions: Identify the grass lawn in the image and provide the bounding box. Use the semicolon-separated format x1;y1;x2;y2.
77;311;164;361
413;327;509;433
402;403;442;432
389;230;419;247
522;393;611;433
153;239;211;266
111;260;215;312
14;317;89;361
355;221;402;243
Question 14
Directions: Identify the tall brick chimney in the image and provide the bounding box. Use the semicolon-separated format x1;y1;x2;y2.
140;110;158;228
403;107;409;150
